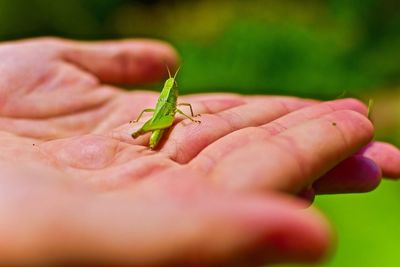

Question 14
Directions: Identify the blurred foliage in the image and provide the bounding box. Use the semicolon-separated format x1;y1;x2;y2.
0;0;399;266
0;0;399;98
276;180;400;267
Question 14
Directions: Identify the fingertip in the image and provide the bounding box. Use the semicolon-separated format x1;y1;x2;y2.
234;195;332;265
327;110;374;145
313;155;382;194
329;98;369;116
259;203;332;264
107;39;180;84
135;39;180;75
62;39;180;85
359;141;400;179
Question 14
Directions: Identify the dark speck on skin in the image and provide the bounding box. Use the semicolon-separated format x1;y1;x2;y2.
332;122;337;126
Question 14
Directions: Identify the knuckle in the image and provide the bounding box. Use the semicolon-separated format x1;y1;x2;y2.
262;121;288;136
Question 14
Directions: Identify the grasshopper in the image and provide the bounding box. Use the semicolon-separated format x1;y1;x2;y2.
131;67;201;149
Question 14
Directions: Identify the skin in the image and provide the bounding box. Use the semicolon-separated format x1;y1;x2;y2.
0;38;399;266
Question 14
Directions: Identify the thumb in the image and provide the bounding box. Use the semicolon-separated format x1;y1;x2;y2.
62;39;179;84
215;194;333;266
59;189;333;266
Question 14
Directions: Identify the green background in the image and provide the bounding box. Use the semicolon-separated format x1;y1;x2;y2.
1;0;399;265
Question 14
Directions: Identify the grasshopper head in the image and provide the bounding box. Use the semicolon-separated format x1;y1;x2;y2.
165;64;180;86
164;77;176;89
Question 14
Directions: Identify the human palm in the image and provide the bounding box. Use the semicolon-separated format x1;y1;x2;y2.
0;102;380;266
0;38;399;266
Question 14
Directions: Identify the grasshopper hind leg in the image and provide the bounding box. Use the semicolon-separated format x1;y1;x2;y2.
149;129;165;149
132;127;146;139
177;103;201;117
176;109;201;123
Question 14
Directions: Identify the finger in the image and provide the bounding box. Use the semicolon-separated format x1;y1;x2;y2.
0;161;331;266
357;141;400;179
192;98;368;172
190;97;386;196
314;141;400;193
62;39;179;84
110;96;311;151
262;98;368;132
1;62;116;119
207;110;373;193
109;95;248;144
0;86;117;139
50;181;331;266
182;93;319;107
159;97;314;163
312;155;382;194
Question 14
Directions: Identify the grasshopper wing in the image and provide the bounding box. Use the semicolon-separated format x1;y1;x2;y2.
132;115;175;139
142;115;175;131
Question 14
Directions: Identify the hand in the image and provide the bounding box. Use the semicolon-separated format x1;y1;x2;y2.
1;38;400;266
1;96;400;266
0;37;176;139
0;37;398;192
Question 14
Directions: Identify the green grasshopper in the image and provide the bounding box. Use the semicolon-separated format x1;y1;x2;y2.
131;67;201;149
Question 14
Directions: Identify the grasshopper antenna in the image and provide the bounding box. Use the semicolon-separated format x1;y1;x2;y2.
173;66;181;79
165;63;172;78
